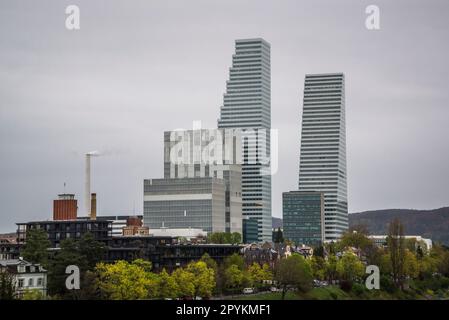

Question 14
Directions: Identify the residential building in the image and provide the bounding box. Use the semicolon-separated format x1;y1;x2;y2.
282;191;325;246
0;236;20;260
17;220;112;247
0;258;47;298
218;38;272;242
298;73;348;241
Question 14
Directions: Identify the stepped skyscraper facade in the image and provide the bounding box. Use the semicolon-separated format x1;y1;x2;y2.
218;38;272;242
298;73;348;241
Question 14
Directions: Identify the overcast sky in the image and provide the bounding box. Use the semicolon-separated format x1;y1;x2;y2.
1;0;448;233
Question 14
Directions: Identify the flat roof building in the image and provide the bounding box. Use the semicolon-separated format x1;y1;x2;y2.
282;191;325;246
143;177;226;233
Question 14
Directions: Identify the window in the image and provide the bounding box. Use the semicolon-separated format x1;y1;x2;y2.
28;278;34;287
37;278;43;286
18;279;24;288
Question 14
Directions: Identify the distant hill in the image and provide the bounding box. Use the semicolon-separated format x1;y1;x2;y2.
349;207;449;245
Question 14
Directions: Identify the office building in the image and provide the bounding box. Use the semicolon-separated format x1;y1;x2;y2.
282;191;324;246
164;128;242;234
143;177;226;233
298;73;348;241
218;38;272;242
242;217;259;244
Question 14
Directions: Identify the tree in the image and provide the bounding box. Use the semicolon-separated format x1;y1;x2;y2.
200;253;218;272
21;228;51;267
387;218;406;289
325;254;338;283
310;256;326;280
185;261;215;299
47;238;86;298
208;232;242;244
0;270;16;300
231;232;242;244
22;289;45;300
403;250;419;280
336;252;364;283
339;230;373;251
76;232;106;269
172;268;195;298
273;228;284;244
157;269;179;299
224;264;245;294
248;263;272;289
46;233;106;298
224;253;245;271
96;260;159;300
275;254;312;299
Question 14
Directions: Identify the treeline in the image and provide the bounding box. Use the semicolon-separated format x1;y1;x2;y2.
3;218;449;300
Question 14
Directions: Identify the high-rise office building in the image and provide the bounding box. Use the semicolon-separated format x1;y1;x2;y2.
218;38;272;242
298;73;348;241
163;128;242;234
282;191;324;246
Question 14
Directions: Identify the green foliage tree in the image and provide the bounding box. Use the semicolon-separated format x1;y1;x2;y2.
339;230;373;251
231;232;242;244
325;254;338;283
157;269;179;299
172;267;195;298
387;218;406;289
403;250;419;279
200;253;218;271
336;252;365;283
0;270;16;300
96;260;159;300
21;228;51;267
224;264;245;294
208;232;242;244
22;289;45;300
47;232;106;298
310;256;326;280
275;254;312;299
247;263;273;289
224;253;245;270
273;228;284;244
185;261;215;299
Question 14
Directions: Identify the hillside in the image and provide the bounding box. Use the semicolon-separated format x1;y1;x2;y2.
349;207;449;245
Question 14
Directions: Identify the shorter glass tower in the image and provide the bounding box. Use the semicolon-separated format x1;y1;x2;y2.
282;191;324;246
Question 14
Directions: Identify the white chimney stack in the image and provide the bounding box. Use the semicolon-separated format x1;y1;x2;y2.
85;151;99;218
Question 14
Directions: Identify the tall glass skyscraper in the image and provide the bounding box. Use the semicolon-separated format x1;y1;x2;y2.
298;73;348;241
218;38;272;242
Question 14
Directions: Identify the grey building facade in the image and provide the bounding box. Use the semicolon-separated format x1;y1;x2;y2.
218;38;272;242
163;129;242;234
282;191;324;246
143;178;226;233
298;73;348;241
